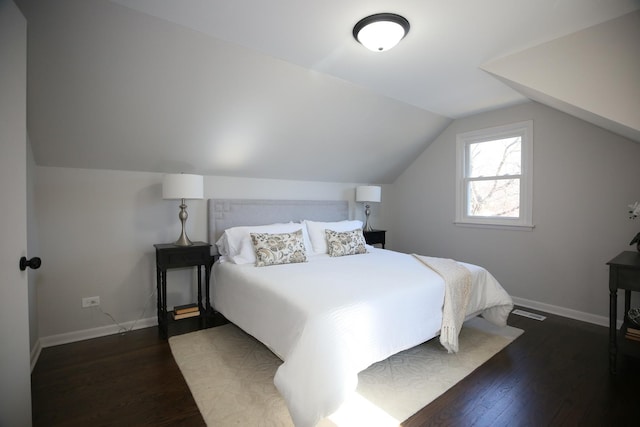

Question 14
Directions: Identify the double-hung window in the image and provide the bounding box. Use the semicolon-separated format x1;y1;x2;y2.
455;120;533;229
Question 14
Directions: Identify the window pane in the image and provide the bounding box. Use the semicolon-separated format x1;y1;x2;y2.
469;137;521;177
467;179;520;217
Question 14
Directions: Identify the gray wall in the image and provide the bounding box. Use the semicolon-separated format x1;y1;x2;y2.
389;101;640;323
34;169;378;343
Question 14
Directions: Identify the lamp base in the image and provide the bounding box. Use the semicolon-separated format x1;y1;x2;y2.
174;232;193;246
174;199;194;246
364;204;373;231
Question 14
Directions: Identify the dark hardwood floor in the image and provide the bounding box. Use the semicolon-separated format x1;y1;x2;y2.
32;308;640;427
31;326;205;427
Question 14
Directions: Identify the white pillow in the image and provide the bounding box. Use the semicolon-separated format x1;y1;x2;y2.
215;233;230;257
303;220;363;254
217;222;312;264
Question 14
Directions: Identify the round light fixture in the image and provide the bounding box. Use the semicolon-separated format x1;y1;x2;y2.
353;13;410;52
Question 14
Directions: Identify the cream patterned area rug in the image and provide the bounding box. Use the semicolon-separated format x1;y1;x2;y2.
169;317;523;427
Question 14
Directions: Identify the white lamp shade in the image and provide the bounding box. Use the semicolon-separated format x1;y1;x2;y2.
356;20;406;52
356;186;381;203
162;174;204;200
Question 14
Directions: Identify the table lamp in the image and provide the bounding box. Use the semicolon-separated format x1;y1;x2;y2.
162;173;204;246
356;185;381;231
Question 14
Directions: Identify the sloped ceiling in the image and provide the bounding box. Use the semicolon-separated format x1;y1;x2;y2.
17;0;640;184
482;10;640;143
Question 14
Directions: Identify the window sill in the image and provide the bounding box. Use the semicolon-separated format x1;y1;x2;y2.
454;221;535;231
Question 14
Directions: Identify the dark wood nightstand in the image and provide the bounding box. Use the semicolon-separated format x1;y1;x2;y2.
363;229;386;248
607;251;640;373
154;242;213;338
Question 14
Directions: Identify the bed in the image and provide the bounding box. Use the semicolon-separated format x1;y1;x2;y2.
209;199;513;427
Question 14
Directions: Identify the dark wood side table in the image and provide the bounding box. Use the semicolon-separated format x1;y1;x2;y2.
607;251;640;373
154;242;213;338
363;229;386;248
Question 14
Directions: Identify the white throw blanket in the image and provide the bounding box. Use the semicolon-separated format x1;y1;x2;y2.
413;254;472;353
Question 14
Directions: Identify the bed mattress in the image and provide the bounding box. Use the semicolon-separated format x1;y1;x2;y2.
212;248;513;426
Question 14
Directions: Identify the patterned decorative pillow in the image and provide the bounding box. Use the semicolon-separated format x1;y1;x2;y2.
304;220;363;254
250;229;308;267
325;228;368;257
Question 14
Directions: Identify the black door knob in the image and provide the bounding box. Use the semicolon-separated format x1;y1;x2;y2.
20;256;41;271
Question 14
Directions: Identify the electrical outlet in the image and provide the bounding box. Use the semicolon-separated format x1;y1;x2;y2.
82;296;100;308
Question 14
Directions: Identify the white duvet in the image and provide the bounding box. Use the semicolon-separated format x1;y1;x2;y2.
212;249;513;427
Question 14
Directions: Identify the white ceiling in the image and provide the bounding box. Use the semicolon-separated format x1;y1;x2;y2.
17;0;640;183
110;0;638;118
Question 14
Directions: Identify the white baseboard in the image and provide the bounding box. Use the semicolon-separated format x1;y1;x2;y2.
30;339;42;373
39;316;158;349
511;296;616;328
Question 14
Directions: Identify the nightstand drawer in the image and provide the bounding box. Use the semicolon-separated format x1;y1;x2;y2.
155;242;211;269
161;250;208;268
363;230;386;248
616;268;640;292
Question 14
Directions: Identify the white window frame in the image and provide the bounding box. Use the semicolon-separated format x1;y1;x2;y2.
455;120;534;230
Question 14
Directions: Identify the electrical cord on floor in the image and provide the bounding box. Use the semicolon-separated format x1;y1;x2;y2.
93;290;156;335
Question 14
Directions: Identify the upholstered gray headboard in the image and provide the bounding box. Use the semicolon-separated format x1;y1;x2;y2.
208;199;349;254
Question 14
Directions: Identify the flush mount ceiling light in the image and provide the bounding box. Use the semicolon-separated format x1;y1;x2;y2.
353;13;410;52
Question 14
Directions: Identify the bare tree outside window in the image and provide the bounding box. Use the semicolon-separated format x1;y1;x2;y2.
467;137;521;218
455;120;533;229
